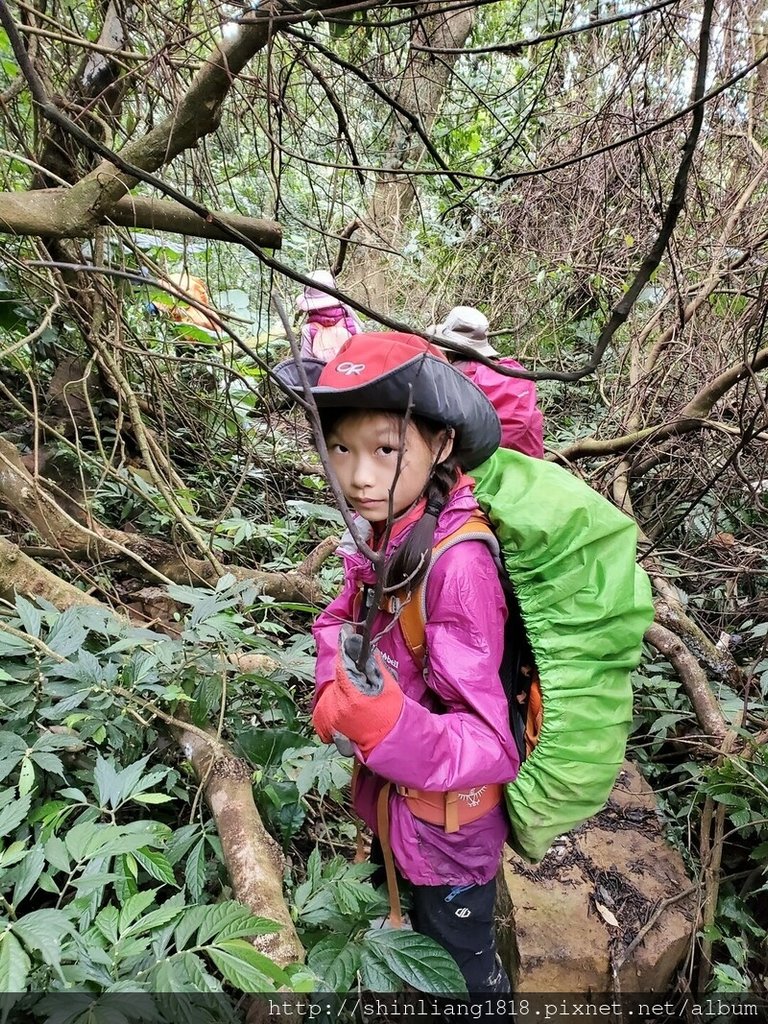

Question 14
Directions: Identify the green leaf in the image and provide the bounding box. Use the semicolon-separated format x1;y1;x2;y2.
236;727;307;769
14;596;42;639
151;951;222;993
207;939;281;993
93;905;120;947
118;889;158;933
44;835;70;874
184;839;206;901
130;793;173;805
12;908;74;966
123;900;185;938
307;934;361;992
360;929;467;995
174;900;279;951
17;758;35;797
0;755;24;785
29;751;65;777
0;734;27;757
65;822;165;863
132;848;177;887
0;794;30;840
93;754;120;808
12;843;45;906
0;931;30;991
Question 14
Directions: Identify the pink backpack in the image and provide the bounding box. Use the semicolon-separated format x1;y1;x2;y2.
455;357;544;458
308;316;359;362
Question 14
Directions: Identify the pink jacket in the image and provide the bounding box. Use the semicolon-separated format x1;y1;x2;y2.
313;485;519;886
455;357;544;457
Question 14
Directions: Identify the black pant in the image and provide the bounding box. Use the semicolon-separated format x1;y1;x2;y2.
411;878;511;994
370;839;511;994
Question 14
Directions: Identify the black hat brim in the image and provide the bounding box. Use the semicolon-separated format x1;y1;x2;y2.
273;355;500;470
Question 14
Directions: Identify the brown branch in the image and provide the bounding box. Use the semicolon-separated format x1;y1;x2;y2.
645;623;728;741
171;720;305;967
0;437;323;602
296;535;340;576
555;346;768;462
0;190;282;246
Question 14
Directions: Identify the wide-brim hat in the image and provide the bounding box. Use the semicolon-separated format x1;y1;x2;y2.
273;332;501;470
295;269;340;312
427;305;499;358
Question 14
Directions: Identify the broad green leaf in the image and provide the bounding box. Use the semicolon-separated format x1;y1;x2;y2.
360;929;467;995
14;596;42;639
93;755;121;809
44;608;88;658
0;931;30;991
173;951;222;992
29;751;65;777
93;905;120;947
184;839;206;901
164;825;201;867
207;940;279;993
0;734;27;757
12;908;74;966
17;758;35;797
151;956;195;993
44;835;70;874
65;822;164;864
174;900;278;951
307;934;361;992
12;843;45;906
32;733;84;753
69;873;118;894
122;900;185;939
118;889;158;933
132;849;177;887
0;841;26;869
0;756;23;785
130;793;173;805
0;795;30;840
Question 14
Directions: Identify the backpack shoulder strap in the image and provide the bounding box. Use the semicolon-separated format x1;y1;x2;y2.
397;511;498;669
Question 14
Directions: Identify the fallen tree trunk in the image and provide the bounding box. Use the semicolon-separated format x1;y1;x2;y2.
0;535;103;609
172;721;304;966
0;437;322;602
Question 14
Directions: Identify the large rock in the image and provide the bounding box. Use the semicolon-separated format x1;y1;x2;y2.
497;761;696;993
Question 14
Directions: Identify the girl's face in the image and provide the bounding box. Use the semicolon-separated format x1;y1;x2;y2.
325;410;452;523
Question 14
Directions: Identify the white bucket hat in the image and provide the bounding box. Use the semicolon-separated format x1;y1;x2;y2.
427;306;499;358
295;269;340;312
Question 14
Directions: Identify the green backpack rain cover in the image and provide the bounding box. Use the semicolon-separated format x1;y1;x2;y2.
470;448;655;862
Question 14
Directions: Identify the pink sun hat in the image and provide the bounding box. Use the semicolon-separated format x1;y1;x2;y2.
295;270;341;312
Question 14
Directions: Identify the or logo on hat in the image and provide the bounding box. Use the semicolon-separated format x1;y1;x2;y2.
336;362;366;376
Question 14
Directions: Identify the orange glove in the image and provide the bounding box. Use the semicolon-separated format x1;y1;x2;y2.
313;631;404;756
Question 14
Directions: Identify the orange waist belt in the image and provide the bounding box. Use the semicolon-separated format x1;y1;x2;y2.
395;782;503;833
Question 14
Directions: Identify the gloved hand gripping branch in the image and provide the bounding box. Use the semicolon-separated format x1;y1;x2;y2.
313;626;404;756
338;631;385;696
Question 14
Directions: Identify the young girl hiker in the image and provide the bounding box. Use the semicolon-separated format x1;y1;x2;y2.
427;306;544;458
296;269;362;363
275;332;520;994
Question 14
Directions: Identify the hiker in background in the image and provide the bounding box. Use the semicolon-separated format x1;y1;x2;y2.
296;269;362;362
428;305;544;458
275;333;518;995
